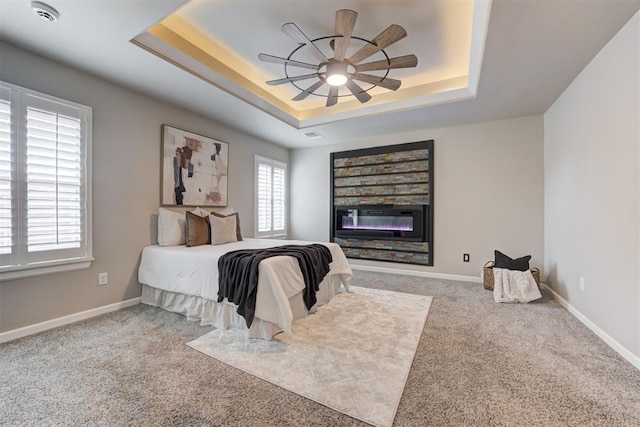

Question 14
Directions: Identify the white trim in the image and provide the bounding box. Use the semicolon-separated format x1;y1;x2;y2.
541;284;640;371
0;297;141;344
254;155;287;238
0;258;94;281
467;0;492;95
349;263;482;283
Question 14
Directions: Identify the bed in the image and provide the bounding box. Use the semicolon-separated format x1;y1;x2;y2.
138;238;352;339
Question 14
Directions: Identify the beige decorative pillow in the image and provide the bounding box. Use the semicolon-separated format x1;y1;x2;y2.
209;214;238;245
185;211;210;247
210;211;243;241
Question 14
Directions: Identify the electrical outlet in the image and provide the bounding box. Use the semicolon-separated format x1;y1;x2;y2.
463;253;470;262
579;276;585;291
98;272;108;286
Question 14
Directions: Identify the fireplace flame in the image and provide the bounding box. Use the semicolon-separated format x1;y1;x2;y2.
342;224;413;232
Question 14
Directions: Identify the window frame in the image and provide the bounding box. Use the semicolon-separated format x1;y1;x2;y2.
0;80;93;281
254;155;287;238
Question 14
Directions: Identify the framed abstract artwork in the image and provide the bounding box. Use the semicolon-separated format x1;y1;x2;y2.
161;125;229;207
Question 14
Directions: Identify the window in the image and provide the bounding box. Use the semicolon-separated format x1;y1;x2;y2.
0;81;92;280
254;155;286;237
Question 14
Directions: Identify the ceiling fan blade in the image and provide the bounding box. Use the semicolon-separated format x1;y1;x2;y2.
355;54;418;72
334;9;357;61
351;73;402;91
266;73;319;86
348;24;407;65
345;80;372;103
326;86;339;107
292;79;325;101
281;22;328;63
258;53;320;70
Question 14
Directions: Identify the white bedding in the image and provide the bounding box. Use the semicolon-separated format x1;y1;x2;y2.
138;238;352;338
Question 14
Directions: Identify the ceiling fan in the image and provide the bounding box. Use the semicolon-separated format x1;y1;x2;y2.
258;9;418;107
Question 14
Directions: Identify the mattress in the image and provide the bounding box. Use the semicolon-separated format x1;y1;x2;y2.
138;238;352;338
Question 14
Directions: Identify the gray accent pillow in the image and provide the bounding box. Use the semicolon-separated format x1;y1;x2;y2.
494;250;531;271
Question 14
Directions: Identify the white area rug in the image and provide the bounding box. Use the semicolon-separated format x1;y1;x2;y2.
187;286;432;427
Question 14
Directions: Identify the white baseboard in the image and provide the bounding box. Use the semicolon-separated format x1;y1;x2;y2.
0;297;141;344
349;263;482;283
541;284;640;371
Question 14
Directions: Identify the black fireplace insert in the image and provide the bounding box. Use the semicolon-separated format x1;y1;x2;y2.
334;205;427;241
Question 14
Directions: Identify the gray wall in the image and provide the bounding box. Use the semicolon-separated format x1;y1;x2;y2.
544;11;639;358
0;42;289;333
290;115;545;278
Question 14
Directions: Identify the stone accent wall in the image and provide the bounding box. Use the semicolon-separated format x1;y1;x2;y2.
330;141;434;266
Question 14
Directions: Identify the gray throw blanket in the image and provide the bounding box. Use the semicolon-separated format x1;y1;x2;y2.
217;244;333;328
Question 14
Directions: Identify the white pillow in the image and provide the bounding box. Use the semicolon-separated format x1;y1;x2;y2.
158;207;199;246
209;214;238;245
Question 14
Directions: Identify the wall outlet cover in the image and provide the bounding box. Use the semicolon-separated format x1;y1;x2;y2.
98;272;108;286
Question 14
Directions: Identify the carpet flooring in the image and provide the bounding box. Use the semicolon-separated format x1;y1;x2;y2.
188;287;432;427
1;270;639;426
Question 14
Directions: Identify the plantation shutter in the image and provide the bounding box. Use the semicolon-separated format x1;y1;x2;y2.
257;162;272;233
23;94;86;261
0;87;12;255
272;164;286;232
255;156;287;237
0;80;92;278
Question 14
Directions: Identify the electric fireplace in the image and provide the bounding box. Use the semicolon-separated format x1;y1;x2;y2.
334;205;427;241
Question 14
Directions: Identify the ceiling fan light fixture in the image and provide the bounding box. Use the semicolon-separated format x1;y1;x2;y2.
259;10;418;106
326;60;348;86
326;73;348;86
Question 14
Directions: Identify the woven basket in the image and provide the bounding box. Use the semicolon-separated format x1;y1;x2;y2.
483;261;540;291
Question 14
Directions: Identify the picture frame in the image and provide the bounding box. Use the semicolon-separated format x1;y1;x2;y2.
161;125;229;207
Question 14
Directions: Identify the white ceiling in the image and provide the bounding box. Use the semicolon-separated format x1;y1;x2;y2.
0;0;639;148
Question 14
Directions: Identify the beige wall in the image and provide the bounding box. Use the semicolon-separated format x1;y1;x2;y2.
0;42;289;333
544;12;640;358
290;115;545;278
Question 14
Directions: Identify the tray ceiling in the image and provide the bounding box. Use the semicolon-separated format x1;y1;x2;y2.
133;0;490;128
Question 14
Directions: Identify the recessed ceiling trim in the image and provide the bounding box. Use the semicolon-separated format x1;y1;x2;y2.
468;0;493;95
147;23;298;116
132;29;301;128
132;0;492;130
299;80;474;129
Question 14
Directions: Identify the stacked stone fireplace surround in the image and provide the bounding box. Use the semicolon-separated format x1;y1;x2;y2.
330;140;434;266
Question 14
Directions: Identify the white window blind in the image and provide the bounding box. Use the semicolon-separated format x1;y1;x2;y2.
255;155;287;237
0;81;92;280
0;93;12;256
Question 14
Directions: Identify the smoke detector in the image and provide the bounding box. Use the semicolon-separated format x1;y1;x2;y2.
31;2;59;22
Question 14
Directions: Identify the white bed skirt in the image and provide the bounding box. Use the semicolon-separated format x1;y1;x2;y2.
141;274;344;340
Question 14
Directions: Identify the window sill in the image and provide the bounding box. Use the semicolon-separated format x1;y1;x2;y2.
0;258;94;281
255;233;288;239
